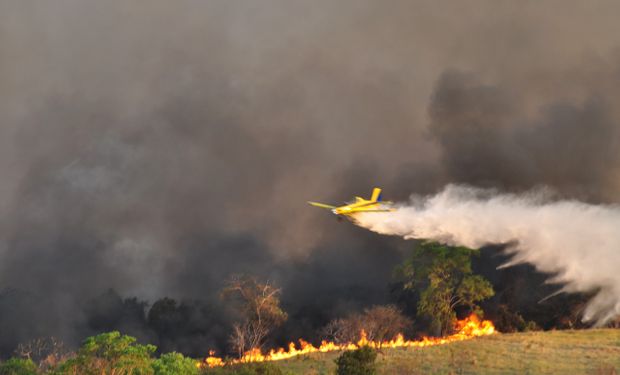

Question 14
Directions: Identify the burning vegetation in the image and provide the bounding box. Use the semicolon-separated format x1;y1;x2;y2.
201;313;495;368
200;242;498;368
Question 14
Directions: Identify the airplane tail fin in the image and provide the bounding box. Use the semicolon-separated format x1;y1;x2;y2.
370;187;382;202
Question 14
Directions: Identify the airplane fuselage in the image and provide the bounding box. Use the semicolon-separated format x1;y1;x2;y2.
331;199;381;215
308;188;394;218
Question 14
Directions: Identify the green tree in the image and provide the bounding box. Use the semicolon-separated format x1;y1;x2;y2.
335;347;377;375
152;352;197;375
396;242;494;335
53;331;155;375
0;358;37;375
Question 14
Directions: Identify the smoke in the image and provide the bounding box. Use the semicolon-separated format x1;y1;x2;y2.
2;0;620;355
356;185;620;325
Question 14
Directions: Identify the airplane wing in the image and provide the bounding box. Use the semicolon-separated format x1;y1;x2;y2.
355;208;395;212
308;201;337;209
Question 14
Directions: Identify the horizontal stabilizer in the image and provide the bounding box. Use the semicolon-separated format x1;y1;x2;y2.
308;201;336;209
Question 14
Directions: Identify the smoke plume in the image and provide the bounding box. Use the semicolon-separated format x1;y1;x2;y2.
2;0;620;355
356;185;620;325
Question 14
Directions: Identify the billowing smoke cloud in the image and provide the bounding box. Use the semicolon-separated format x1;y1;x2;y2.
427;70;620;203
356;185;620;325
2;0;620;355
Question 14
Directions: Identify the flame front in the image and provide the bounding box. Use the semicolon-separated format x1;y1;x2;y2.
200;314;495;368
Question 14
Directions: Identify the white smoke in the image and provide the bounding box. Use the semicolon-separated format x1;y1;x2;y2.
355;185;620;325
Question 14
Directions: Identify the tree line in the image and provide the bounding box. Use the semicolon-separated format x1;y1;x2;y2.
0;241;598;372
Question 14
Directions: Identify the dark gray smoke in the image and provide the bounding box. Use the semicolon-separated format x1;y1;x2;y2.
428;70;620;202
2;0;620;354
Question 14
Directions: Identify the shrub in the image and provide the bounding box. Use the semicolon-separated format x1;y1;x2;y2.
492;305;540;333
53;331;155;375
15;337;68;371
0;358;37;375
335;347;377;375
152;352;198;375
322;305;412;344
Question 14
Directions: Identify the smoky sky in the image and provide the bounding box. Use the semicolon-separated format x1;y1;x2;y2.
2;0;620;351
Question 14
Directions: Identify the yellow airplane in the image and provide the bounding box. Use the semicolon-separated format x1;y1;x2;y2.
308;187;395;218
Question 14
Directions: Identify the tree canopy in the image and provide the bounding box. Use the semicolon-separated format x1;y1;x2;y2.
395;242;494;335
53;331;156;375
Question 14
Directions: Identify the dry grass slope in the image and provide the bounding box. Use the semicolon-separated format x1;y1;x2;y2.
275;329;620;375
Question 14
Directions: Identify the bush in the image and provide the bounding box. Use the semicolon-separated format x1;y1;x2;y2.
53;331;155;375
492;305;540;333
323;305;412;344
152;352;198;375
335;347;377;375
0;358;37;375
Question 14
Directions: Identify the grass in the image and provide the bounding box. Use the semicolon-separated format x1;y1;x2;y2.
271;329;620;374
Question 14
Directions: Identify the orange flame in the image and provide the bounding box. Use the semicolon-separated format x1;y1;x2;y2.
200;314;494;368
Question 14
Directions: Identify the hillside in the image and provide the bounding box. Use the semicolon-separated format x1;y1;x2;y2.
273;329;620;374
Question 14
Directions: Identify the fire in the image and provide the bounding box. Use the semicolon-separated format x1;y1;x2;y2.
200;314;495;368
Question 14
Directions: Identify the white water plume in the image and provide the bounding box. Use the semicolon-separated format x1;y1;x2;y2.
355;185;620;325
